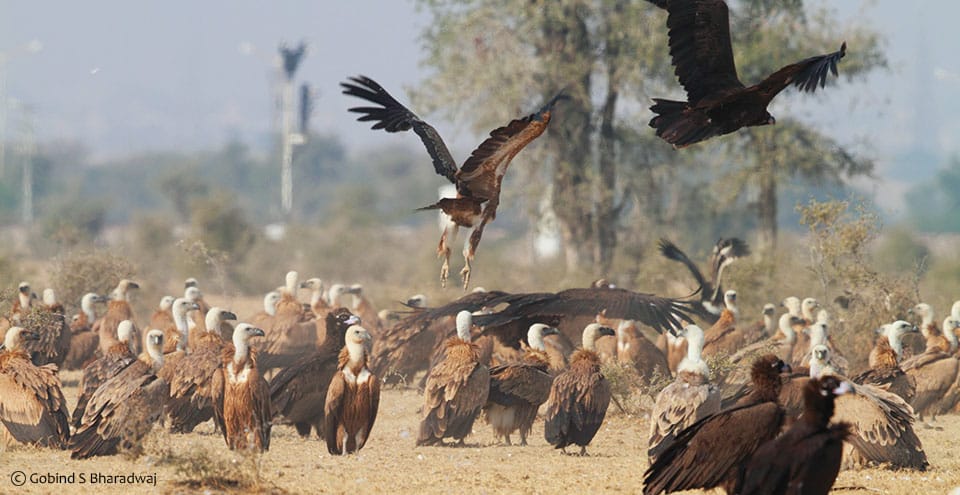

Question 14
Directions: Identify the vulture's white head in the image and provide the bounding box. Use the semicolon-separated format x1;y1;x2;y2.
42;288;56;306
527;323;559;352
809;344;835;379
581;323;615;351
816;308;830;324
184;277;199;289
406;294;427;308
232;323;265;351
158;295;175;311
3;326;39;350
112;279;140;301
327;284;351;307
205;307;237;332
912;303;934;328
17;281;32;307
184;286;202;303
801;298;820;320
881;320;917;358
471;287;487;294
455;310;473;342
284;270;299;294
781;296;801;317
300;277;324;292
678;324;709;377
145;329;165;367
952;300;960;320
263;291;281;316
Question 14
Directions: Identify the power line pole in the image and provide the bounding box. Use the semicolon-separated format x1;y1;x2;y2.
278;42;307;217
19;107;35;226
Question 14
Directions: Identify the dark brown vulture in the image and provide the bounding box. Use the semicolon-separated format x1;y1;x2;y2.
148;295;175;337
70;329;168;459
95;279;140;354
165;307;237;433
342;75;564;289
63;292;107;370
417;311;490;446
269;308;360;438
645;0;847;147
72;320;137;429
323;325;380;455
212;323;271;452
643;354;791;495
544;323;616;455
483;323;558;446
658;237;749;323
853;320;918;404
741;376;853;495
649;324;720;462
0;327;70;448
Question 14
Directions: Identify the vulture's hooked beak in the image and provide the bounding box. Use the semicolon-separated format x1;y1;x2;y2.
348;285;363;295
222;311;238;321
543;326;560;337
766;115;776;125
249;327;265;338
778;361;792;374
128;282;140;290
598;326;616;338
23;331;41;341
345;315;361;326
188;302;200;311
150;334;163;347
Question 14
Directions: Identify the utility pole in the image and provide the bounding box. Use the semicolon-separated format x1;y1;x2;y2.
278;42;307;217
0;40;42;179
19;106;35;226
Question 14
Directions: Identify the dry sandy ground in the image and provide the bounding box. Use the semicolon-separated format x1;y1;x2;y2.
1;369;959;494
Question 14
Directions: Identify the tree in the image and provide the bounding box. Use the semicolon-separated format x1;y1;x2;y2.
413;0;884;274
905;155;960;232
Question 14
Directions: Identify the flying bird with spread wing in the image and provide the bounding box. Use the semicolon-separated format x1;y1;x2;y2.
645;0;846;147
342;76;564;289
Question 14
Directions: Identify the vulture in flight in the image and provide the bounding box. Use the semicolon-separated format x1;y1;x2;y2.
658;237;749;323
645;0;847;147
342;75;564;289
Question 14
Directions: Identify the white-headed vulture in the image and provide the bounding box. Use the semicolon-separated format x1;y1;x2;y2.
854;320;918;404
0;327;70;448
643;354;791;495
323;324;380;455
95;279;140;355
64;292;108;370
644;0;847;147
342;75;564;289
544;323;615;456
212;323;271;453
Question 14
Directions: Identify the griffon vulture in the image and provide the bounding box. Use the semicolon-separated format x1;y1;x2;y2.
212;323;271;452
149;295;175;336
901;316;959;423
64;292;107;370
72;320;137;428
644;0;847;147
95;279;140;354
342;75;564;289
853;320;918;403
0;327;70;448
323;324;380;455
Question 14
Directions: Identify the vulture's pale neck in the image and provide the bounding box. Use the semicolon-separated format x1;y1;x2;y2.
945;323;959;353
233;332;250;364
952;300;960;322
284;271;299;295
778;315;796;343
18;292;31;309
3;329;22;350
81;295;97;322
582;326;601;351
42;289;56;306
310;287;324;307
328;286;346;307
885;328;904;360
205;311;222;333
763;312;776;333
345;338;366;367
112;286;128;302
173;307;190;352
919;306;934;329
678;327;709;378
117;322;134;350
527;327;547;352
809;324;828;348
724;297;739;320
263;295;277;316
616;321;631;346
147;342;164;369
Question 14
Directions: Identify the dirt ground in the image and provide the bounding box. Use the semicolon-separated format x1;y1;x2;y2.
2;368;959;494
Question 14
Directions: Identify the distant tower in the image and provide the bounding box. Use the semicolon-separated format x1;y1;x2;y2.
278;41;307;216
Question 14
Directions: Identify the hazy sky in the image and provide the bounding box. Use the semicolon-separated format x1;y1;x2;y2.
2;1;959;213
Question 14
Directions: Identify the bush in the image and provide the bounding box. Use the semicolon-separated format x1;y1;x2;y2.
49;251;137;310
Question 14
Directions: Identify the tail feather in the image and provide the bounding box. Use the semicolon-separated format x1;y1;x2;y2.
648;99;718;148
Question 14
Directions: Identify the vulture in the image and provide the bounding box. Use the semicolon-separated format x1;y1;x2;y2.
648;324;720;462
610;318;670;381
644;0;847;147
269;308;361;438
902;315;959;423
323;324;381;455
700;290;745;357
738;303;777;348
20;288;71;367
658;237;749;323
0;327;70;448
795;320;848;375
417;311;490;446
256;271;319;371
7;281;34;325
160;298;200;354
72;320;137;429
853;320;918;403
643;354;791;495
63;292;107;370
212;323;271;452
342;75;564;289
148;295;175;335
70;329;168;459
544;323;615;455
483;323;559;446
95;279;140;354
165;307;238;433
741;376;853;495
249;291;281;330
300;277;329;320
347;284;382;339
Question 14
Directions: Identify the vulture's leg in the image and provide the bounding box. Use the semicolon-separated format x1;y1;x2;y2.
461;214;492;290
578;446;589;456
438;223;459;287
504;433;511;446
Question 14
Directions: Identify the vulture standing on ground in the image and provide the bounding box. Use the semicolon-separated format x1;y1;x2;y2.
212;323;271;452
853;320;918;403
72;320;137;428
0;327;70;448
741;376;852;495
902;315;959;423
64;292;107;370
342;75;564;289
165;307;237;433
648;324;720;462
269;308;361;438
417;311;490;446
483;323;559;446
544;323;616;456
70;329;168;459
643;354;791;495
644;0;847;147
658;237;749;323
323;324;380;455
95;279;140;354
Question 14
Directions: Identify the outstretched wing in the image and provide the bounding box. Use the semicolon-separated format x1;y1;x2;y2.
756;43;847;100
456;92;565;201
648;0;745;104
341;75;458;183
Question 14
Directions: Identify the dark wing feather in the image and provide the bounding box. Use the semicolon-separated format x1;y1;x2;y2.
456;93;564;201
341;75;458;183
742;422;848;495
488;362;554;406
268;351;339;418
756;43;847;100
323;372;346;454
651;0;745;103
659;238;709;290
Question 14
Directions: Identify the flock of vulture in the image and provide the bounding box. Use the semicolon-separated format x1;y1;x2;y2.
0;1;943;493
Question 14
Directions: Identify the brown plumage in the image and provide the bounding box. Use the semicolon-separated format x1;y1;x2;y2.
854;320;918;404
483;323;558;446
544;323;615;455
72;320;137;429
269;308;360;438
148;295;175;336
0;327;70;448
212;324;271;452
643;354;790;495
901;316;959;422
63;293;108;370
95;279;140;354
70;330;168;459
324;325;380;455
701;291;745;357
417;311;490;446
256;273;318;371
741;376;852;495
18;289;71;367
645;0;847;147
649;324;720;462
343;75;564;288
165;308;237;433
